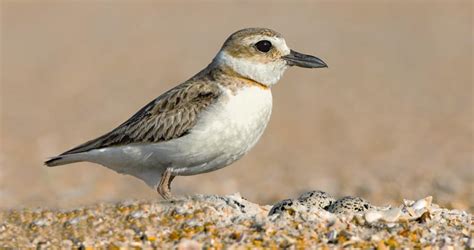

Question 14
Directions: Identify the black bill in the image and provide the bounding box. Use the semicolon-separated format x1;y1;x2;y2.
282;49;328;68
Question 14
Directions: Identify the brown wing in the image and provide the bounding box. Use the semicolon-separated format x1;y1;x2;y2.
60;80;221;155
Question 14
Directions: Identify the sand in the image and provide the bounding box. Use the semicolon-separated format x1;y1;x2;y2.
1;192;472;248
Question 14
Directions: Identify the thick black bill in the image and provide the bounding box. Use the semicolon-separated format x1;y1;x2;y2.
282;49;328;68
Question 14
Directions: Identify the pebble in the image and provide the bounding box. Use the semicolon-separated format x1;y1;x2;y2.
177;239;201;250
326;196;373;214
268;199;298;216
297;190;336;210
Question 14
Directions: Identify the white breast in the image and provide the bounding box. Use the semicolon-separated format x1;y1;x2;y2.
170;85;273;175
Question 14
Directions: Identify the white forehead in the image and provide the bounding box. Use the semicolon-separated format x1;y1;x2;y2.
242;35;291;55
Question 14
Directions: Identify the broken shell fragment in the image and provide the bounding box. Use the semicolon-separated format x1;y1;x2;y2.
364;208;402;223
412;196;433;210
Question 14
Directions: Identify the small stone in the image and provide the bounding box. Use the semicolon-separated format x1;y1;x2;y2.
268;199;297;216
327;196;373;214
467;236;474;249
61;240;73;248
298;190;336;210
327;230;338;243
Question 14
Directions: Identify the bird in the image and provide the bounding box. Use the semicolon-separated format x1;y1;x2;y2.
45;28;327;200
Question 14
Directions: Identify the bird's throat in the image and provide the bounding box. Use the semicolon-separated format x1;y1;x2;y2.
217;65;270;90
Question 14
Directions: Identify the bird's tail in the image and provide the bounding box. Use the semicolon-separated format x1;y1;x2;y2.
44;153;85;167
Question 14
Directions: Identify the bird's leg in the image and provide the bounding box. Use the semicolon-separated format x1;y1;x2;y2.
168;175;175;190
157;168;175;200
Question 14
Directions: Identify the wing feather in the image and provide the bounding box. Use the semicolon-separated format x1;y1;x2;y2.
59;80;221;155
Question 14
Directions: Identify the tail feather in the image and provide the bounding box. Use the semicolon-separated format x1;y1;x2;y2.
44;154;85;167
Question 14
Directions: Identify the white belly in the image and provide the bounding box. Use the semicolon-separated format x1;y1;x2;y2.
85;85;273;186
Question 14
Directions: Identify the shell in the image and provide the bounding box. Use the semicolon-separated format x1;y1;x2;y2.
381;207;402;222
412;196;433;210
364;207;401;223
364;210;383;223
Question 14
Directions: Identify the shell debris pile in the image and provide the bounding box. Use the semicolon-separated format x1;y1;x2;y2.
0;192;472;248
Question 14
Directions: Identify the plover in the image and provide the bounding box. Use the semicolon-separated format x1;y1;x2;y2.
45;28;327;199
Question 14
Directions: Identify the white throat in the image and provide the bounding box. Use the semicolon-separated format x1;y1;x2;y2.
214;51;288;86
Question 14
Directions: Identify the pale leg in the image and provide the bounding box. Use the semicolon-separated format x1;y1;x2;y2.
157;168;175;200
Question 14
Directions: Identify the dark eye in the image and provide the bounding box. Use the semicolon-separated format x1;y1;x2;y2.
255;40;272;53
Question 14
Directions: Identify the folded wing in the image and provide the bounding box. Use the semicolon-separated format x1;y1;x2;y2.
47;79;221;164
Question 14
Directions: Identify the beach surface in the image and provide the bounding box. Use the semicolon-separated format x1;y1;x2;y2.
1;193;472;248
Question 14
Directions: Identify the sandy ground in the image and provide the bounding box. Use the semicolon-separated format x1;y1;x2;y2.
1;2;473;211
0;193;472;248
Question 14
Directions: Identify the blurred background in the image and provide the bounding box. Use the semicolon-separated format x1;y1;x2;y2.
1;1;472;211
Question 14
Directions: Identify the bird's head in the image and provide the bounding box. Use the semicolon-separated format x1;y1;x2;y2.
213;28;327;87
